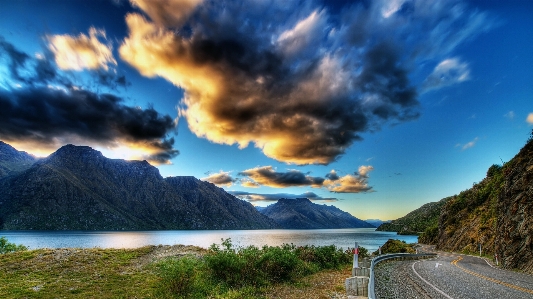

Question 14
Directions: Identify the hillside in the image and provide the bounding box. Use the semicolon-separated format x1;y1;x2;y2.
0;141;37;179
259;198;374;229
0;143;278;230
376;197;450;235
394;132;532;274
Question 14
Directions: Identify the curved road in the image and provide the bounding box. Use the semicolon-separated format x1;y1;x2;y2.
374;245;533;299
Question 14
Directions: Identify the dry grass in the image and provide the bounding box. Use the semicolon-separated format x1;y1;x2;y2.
262;265;352;299
0;246;353;298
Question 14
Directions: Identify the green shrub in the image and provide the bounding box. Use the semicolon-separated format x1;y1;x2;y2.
0;236;27;254
155;256;205;298
159;239;353;298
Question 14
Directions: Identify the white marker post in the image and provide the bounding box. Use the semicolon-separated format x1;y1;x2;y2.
479;243;482;256
495;253;499;266
378;246;382;255
353;242;359;269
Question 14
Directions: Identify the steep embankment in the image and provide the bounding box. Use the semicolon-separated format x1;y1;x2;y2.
376;198;450;235
0;143;278;230
496;138;533;273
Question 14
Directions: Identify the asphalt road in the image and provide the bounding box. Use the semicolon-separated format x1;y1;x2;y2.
374;245;533;299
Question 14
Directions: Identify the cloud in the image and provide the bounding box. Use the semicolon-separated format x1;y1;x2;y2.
47;27;117;71
0;36;30;82
238;166;325;188
527;113;533;124
201;171;237;186
229;191;338;203
422;58;470;92
457;137;479;150
324;166;374;193
325;169;340;181
0;38;178;164
236;165;374;193
0;87;178;164
119;0;494;165
130;0;203;27
504;111;515;120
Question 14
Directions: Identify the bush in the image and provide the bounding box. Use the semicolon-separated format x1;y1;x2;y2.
0;237;27;254
159;239;353;298
156;256;204;297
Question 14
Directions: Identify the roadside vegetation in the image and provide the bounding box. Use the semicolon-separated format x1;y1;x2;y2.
0;237;362;298
372;239;416;255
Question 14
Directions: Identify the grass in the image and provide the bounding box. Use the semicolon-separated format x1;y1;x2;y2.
0;239;358;298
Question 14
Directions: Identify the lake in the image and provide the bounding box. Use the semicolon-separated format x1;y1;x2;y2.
0;228;418;252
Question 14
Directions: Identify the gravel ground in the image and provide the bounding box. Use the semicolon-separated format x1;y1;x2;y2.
374;251;533;299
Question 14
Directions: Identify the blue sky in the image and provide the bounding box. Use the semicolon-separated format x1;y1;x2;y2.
0;0;531;220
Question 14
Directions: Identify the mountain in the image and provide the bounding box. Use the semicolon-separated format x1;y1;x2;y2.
364;219;389;228
258;198;374;229
0;143;278;230
0;141;37;179
376;198;450;235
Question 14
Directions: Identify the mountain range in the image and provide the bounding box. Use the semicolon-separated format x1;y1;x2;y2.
0;142;278;230
0;141;373;231
258;198;374;229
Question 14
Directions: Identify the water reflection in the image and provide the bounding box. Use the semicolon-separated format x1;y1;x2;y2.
0;228;418;252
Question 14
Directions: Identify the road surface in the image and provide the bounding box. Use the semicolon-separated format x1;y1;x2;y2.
374;245;533;299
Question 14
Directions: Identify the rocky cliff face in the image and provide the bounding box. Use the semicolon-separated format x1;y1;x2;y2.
496;138;533;273
259;198;373;229
0;143;278;230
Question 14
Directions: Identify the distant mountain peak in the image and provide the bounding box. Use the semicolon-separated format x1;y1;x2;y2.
277;197;311;204
260;197;374;229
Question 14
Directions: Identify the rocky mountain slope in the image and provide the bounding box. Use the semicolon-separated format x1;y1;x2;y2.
0;141;37;179
258;198;374;229
376;197;450;235
0;143;278;230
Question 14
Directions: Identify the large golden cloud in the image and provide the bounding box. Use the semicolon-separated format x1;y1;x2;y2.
119;0;492;165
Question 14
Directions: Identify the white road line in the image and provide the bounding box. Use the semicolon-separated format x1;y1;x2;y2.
411;260;454;299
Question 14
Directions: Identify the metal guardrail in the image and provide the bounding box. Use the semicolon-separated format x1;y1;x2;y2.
368;253;437;299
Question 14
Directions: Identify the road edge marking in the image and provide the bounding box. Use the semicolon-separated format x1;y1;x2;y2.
451;256;533;295
411;260;454;299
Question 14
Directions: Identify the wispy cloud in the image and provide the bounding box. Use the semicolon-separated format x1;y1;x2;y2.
47;27;116;71
119;0;494;165
504;111;515;120
457;137;479;151
422;58;470;92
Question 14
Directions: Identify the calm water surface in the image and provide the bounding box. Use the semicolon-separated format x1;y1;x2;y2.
1;228;418;252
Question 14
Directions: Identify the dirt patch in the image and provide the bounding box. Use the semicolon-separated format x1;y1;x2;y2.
133;244;207;268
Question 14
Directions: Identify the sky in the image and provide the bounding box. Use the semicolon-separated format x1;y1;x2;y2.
0;0;532;221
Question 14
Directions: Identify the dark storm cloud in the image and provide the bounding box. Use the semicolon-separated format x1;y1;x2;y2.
0;36;30;82
229;191;338;203
0;37;178;164
120;0;494;164
0;87;178;164
238;166;325;188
